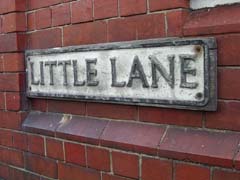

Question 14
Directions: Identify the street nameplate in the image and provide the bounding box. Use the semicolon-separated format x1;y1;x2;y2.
26;38;217;111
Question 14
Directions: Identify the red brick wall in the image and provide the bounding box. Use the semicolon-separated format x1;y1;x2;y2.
1;0;240;180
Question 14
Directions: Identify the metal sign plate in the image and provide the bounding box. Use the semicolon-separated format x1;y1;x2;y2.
26;38;217;111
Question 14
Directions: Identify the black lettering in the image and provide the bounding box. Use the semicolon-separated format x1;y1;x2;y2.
45;61;57;86
110;57;126;87
149;55;175;89
127;55;149;88
180;54;198;89
40;61;45;85
30;62;40;85
73;60;85;86
86;58;99;86
58;60;71;86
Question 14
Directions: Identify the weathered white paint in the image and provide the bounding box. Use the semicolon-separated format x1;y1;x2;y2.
190;0;240;9
27;45;205;104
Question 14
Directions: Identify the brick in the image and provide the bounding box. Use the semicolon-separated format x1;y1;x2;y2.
94;0;118;19
0;33;26;52
0;73;24;91
119;0;146;16
217;34;240;65
65;142;86;166
108;18;137;42
22;112;62;136
28;28;62;49
235;152;240;170
58;162;100;180
48;100;85;115
5;92;21;111
63;21;107;46
1;53;25;72
87;103;137;120
112;151;139;179
9;148;24;167
2;13;26;33
0;55;3;71
0;147;8;164
184;5;240;36
27;12;35;31
12;132;28;151
0;164;9;179
17;33;27;51
206;101;240;131
0;92;5;109
101;121;165;155
56;114;108;145
108;13;165;42
0;129;13;147
0;34;16;52
102;174;134;180
8;168;40;180
175;163;210;180
0;147;24;168
72;0;93;23
25;153;58;178
46;138;64;160
41;177;52;180
31;99;47;112
52;4;70;26
0;52;24;67
0;17;2;33
28;0;62;10
139;106;202;127
9;168;25;180
136;13;165;39
159;127;240;167
218;68;240;100
35;8;51;29
213;169;240;180
0;111;25;130
142;157;172;180
87;146;110;171
0;0;26;14
167;10;188;37
27;135;45;155
149;0;188;11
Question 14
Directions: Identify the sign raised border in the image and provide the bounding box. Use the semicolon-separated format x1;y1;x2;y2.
25;38;217;111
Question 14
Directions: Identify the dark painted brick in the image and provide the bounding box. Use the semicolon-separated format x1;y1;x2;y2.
159;127;240;167
101;121;165;155
57;116;108;145
23;112;62;136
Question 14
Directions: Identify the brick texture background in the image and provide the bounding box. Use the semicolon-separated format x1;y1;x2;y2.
0;0;240;180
